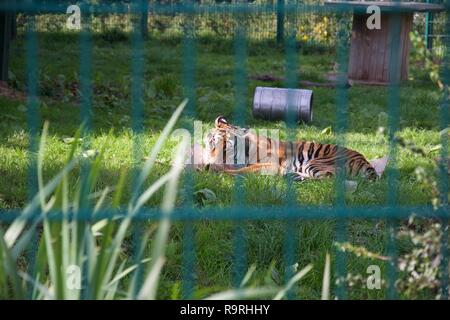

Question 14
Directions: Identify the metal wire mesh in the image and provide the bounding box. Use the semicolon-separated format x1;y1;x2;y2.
0;0;449;299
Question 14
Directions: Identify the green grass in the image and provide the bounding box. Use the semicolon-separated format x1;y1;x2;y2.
0;32;447;299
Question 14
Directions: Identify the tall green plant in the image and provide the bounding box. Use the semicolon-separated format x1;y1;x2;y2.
0;100;188;299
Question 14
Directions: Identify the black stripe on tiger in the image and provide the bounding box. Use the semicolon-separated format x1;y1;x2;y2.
314;144;323;159
297;142;305;172
256;134;260;163
267;138;272;157
245;136;250;166
289;142;297;173
307;143;315;161
323;144;331;156
348;159;356;176
222;136;227;164
354;160;366;175
233;135;237;165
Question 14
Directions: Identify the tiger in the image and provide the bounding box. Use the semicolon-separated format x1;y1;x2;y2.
203;116;378;181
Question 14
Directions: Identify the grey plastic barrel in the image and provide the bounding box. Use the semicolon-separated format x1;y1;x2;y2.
252;87;313;123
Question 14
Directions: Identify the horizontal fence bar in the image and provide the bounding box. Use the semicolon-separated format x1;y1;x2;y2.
0;205;448;222
0;2;447;15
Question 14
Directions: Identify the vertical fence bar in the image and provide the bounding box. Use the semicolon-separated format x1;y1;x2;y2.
24;3;39;207
334;14;350;300
283;1;298;299
79;4;93;136
276;0;285;44
181;0;197;299
438;0;449;299
24;3;40;299
386;9;402;300
78;1;93;299
425;0;434;50
79;0;93;206
441;219;449;299
141;0;149;39
129;0;146;299
182;219;195;299
232;1;248;288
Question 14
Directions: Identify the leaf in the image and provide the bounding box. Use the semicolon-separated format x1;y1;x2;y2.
199;95;209;103
194;188;217;205
137;133;190;300
429;145;442;154
240;264;257;288
8;70;16;81
286;263;299;275
344;180;358;193
106;258;151;290
271;268;281;285
273;264;313;300
321;126;332;135
17;104;27;112
81;149;99;159
205;287;278;300
439;128;449;138
377;112;388;128
133;99;187;201
62;137;82;144
3;114;19;121
136;257;166;300
119;115;130;125
321;253;331;300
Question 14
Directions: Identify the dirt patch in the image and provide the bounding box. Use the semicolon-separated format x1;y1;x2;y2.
249;74;351;88
0;81;26;101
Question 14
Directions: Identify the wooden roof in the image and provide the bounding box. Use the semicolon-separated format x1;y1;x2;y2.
324;1;446;13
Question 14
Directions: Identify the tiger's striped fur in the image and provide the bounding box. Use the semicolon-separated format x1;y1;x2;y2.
203;116;378;181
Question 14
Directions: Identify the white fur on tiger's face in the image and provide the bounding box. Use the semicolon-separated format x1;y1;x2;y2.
203;115;251;167
203;128;238;167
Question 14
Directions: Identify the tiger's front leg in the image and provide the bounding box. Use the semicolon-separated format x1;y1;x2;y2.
289;165;334;181
223;163;280;175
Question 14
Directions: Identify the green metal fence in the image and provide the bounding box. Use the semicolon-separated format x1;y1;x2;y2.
425;0;447;49
0;0;449;300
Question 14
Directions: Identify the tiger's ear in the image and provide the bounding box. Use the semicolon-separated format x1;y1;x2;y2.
215;116;229;129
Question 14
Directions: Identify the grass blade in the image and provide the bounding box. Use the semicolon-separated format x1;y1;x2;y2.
137;131;189;300
240;264;257;288
274;264;313;300
205;287;278;300
133;99;187;202
321;253;331;300
4;158;77;247
0;227;25;298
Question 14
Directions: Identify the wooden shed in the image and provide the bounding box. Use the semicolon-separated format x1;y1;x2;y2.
325;1;446;85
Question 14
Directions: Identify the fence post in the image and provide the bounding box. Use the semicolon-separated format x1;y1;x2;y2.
276;0;285;44
141;0;149;39
11;11;16;39
0;3;13;81
425;0;434;49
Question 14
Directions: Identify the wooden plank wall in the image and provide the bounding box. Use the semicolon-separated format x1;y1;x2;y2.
348;13;413;84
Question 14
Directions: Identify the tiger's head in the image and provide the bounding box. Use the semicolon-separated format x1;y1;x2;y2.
203;116;248;167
